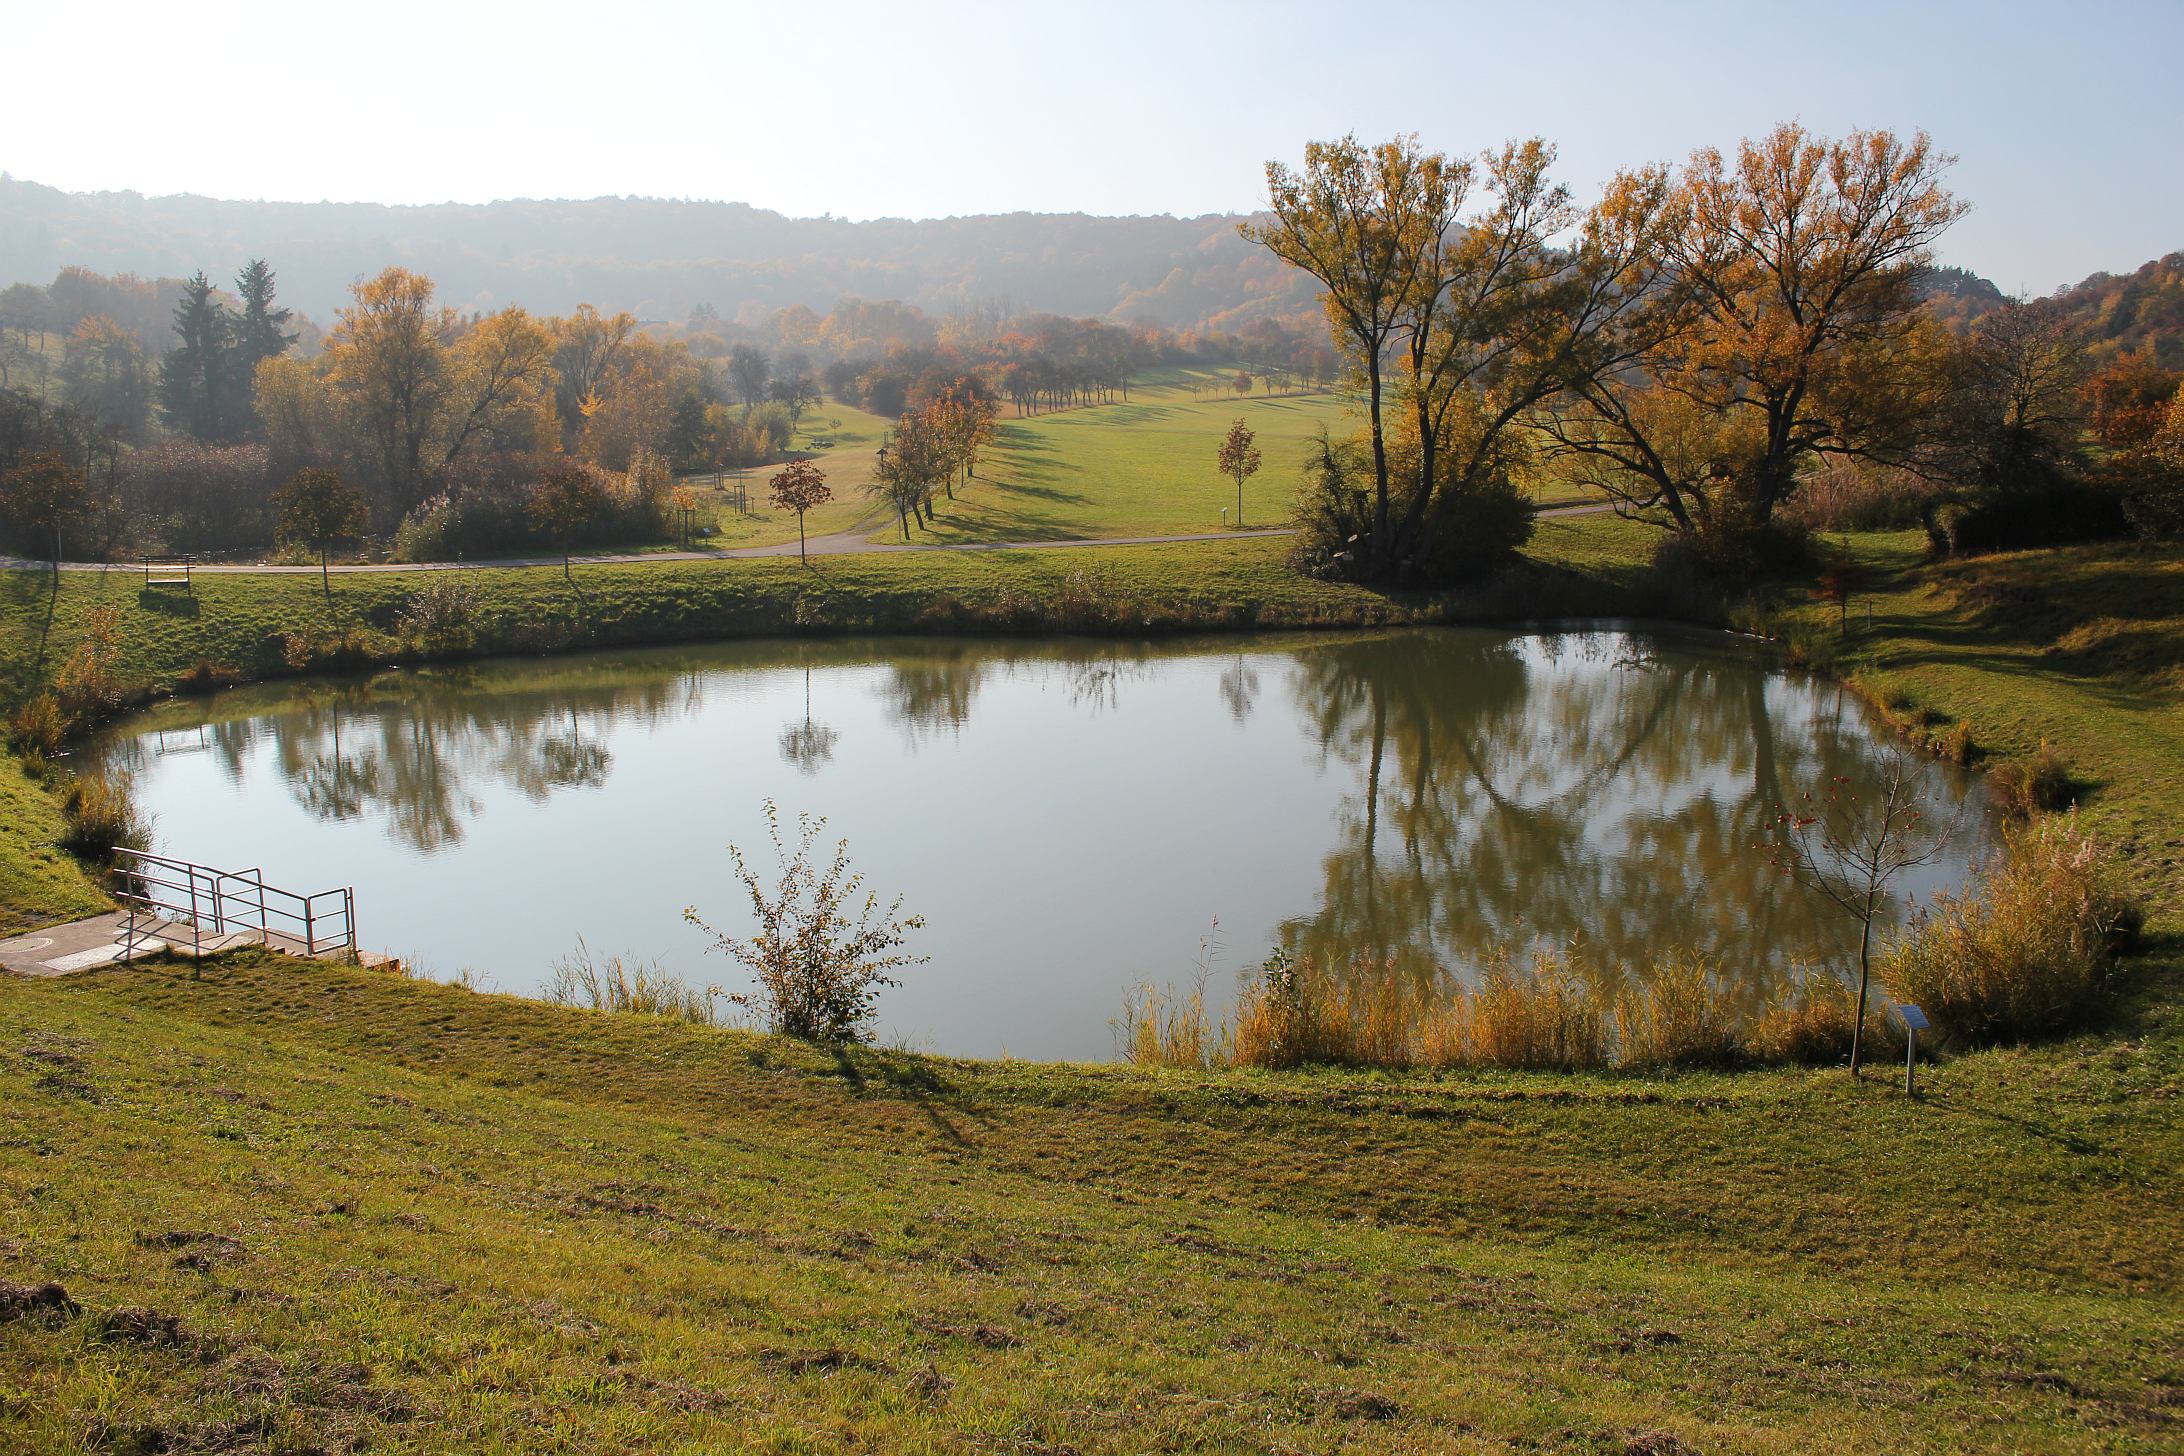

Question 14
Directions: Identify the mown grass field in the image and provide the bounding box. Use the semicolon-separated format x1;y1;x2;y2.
5;517;2184;1450
2;949;2178;1454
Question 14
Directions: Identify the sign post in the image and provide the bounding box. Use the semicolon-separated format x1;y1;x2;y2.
1895;1003;1930;1097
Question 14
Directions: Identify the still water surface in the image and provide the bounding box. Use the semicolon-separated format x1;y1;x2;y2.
90;630;1994;1059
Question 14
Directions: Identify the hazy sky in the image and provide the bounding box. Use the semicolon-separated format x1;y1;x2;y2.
5;0;2178;293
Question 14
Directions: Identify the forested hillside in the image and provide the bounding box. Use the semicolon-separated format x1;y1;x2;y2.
0;177;1319;331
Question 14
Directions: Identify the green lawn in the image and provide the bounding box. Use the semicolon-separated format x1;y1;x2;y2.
2;949;2177;1454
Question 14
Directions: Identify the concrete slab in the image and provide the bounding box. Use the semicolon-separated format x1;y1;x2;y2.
2;910;387;978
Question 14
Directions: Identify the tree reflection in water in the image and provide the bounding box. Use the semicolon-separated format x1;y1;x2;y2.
103;671;672;853
1278;630;1983;1018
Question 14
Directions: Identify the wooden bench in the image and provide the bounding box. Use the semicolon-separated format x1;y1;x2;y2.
143;557;192;591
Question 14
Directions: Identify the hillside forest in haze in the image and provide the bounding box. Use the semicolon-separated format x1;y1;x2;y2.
0;177;1323;332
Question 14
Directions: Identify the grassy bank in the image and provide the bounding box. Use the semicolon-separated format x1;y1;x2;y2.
0;520;1659;713
2;950;2179;1453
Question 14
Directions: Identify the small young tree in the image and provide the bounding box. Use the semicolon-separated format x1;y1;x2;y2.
1216;418;1262;526
1812;538;1871;637
767;459;832;563
1762;756;1958;1075
0;451;92;572
271;465;368;595
528;461;603;582
685;800;927;1043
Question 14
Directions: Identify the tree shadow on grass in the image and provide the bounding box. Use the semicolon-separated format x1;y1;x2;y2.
830;1043;974;1147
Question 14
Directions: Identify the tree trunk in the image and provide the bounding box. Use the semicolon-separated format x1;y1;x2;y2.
1365;356;1390;561
1849;917;1874;1076
797;513;807;564
321;545;331;597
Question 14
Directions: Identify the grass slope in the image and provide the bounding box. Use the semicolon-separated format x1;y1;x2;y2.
1;952;2178;1453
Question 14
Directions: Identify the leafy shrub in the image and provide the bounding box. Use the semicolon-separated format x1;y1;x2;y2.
1882;813;2139;1042
398;575;485;641
58;773;152;866
54;607;127;717
392;454;672;562
684;801;926;1043
1651;502;1811;587
1986;740;2074;819
1288;429;1533;585
116;441;278;554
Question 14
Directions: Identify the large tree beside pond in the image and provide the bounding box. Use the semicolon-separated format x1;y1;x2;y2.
1538;124;1966;536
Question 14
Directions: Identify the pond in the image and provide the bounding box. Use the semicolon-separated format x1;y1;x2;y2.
88;629;1997;1060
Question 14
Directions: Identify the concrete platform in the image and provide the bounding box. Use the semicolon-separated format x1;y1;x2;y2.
0;912;387;977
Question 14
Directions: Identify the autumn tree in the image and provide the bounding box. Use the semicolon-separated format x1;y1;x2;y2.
1244;137;1433;552
60;315;152;450
2086;352;2181;451
0;450;91;569
1543;124;1965;539
550;305;637;447
1251;134;1650;580
272;466;369;595
441;307;557;464
325;268;454;517
767;458;832;563
872;412;943;539
1216;418;1261;525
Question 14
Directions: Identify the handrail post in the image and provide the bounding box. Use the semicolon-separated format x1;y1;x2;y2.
345;888;357;957
305;900;315;956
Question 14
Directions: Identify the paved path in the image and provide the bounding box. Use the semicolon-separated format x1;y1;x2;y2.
1;504;1614;578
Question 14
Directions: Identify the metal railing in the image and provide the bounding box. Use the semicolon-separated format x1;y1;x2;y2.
114;848;356;962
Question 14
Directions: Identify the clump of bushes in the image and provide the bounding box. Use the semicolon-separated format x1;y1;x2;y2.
1882;813;2140;1043
1783;461;1937;532
393;452;672;563
6;694;68;759
398;575;486;643
57;772;153;866
174;659;242;696
1987;740;2074;819
1930;477;2131;556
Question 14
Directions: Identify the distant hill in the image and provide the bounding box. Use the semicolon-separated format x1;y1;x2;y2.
1922;254;2184;366
0;177;1319;332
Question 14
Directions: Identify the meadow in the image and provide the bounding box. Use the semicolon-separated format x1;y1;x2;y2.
551;371;1587;555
